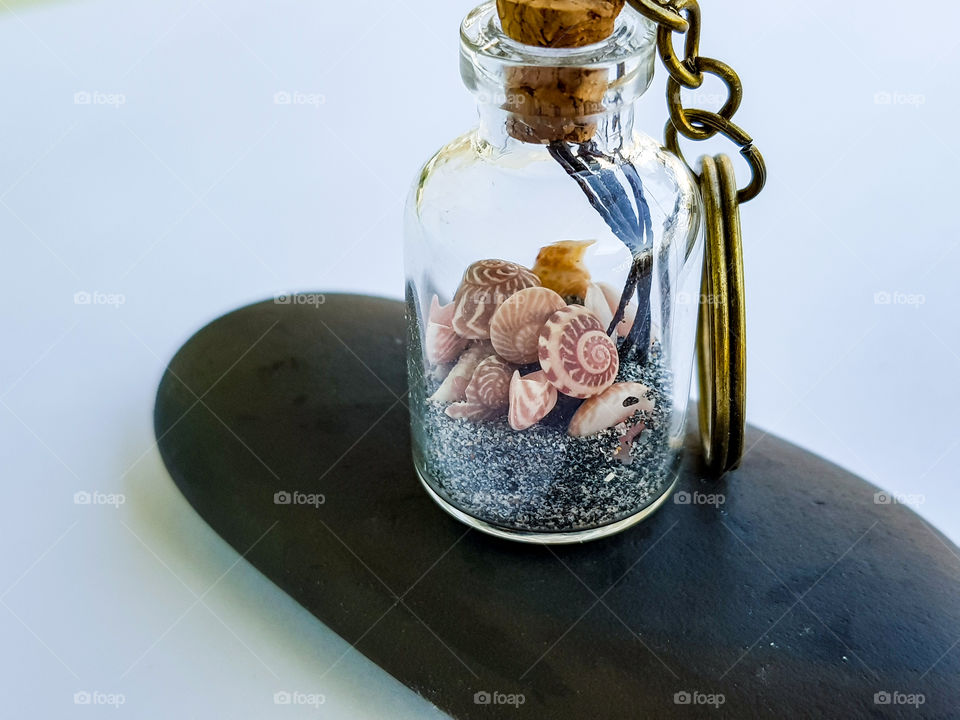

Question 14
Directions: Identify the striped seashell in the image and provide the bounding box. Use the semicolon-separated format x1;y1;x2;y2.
429;342;495;403
425;294;469;365
508;370;558;431
538;305;619;399
489;287;566;364
465;356;513;409
445;356;514;422
568;382;654;437
531;239;594;301
451;260;540;340
597;281;636;338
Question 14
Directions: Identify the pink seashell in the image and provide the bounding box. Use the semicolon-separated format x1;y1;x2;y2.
429;342;495;403
597;281;636;338
446;356;514;422
490;287;566;364
508;370;558;431
465;356;513;409
584;283;614;333
451;260;540;340
425;295;469;365
568;382;654;437
538;305;619;399
613;421;647;465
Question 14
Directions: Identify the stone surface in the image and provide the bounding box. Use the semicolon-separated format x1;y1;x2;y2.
155;294;960;719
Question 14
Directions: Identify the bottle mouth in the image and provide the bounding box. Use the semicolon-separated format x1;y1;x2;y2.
460;1;656;69
460;2;656;143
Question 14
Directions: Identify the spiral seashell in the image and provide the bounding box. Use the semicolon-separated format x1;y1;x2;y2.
429;342;495;403
531;239;594;301
445;356;514;422
597;281;636;338
538;305;619;399
489;287;566;364
425;295;469;365
451;260;540;340
568;382;654;437
508;370;558;431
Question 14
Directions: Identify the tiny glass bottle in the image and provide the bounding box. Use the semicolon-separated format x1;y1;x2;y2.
404;0;703;543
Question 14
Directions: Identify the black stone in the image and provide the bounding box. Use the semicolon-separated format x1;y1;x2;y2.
154;294;960;719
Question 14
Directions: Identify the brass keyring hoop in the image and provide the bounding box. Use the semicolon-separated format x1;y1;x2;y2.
665;113;767;203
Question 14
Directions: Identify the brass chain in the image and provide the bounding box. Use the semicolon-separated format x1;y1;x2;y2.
630;0;763;476
628;0;766;203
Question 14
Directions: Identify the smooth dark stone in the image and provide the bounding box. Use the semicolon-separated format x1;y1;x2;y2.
155;294;960;719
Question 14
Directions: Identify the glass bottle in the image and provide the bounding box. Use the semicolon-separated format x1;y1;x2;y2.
404;1;703;543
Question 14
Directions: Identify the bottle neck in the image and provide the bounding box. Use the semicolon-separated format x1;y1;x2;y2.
476;100;640;155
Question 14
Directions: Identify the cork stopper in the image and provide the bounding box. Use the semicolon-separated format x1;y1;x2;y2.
495;0;625;143
497;0;625;48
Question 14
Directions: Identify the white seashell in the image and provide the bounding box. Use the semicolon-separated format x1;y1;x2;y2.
429;342;494;403
490;287;566;364
597;281;636;338
425;295;468;365
508;370;558;431
568;382;654;437
451;260;540;339
445;402;502;422
538;305;619;399
584;283;614;333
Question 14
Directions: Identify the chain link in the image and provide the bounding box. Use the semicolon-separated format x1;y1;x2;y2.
628;0;766;203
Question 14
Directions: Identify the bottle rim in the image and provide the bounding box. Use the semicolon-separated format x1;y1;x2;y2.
460;1;656;70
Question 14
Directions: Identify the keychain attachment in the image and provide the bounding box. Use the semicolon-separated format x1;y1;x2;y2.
628;0;764;474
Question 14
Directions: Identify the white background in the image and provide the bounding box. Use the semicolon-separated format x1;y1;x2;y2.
1;0;958;717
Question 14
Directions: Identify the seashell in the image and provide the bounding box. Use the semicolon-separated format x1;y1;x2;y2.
451;260;540;340
465;356;513;409
531;239;594;301
425;294;469;365
538;305;619;399
445;402;502;422
445;356;514;422
568;382;654;437
489;287;566;364
597;281;636;338
429;342;495;403
508;370;558;431
613;421;648;465
584;283;614;333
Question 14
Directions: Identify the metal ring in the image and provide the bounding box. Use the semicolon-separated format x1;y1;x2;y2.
715;154;746;471
664;114;767;203
656;0;702;88
667;57;743;141
626;0;690;33
696;156;731;474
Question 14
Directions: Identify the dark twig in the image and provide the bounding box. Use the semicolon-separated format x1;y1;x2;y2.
549;141;655;364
